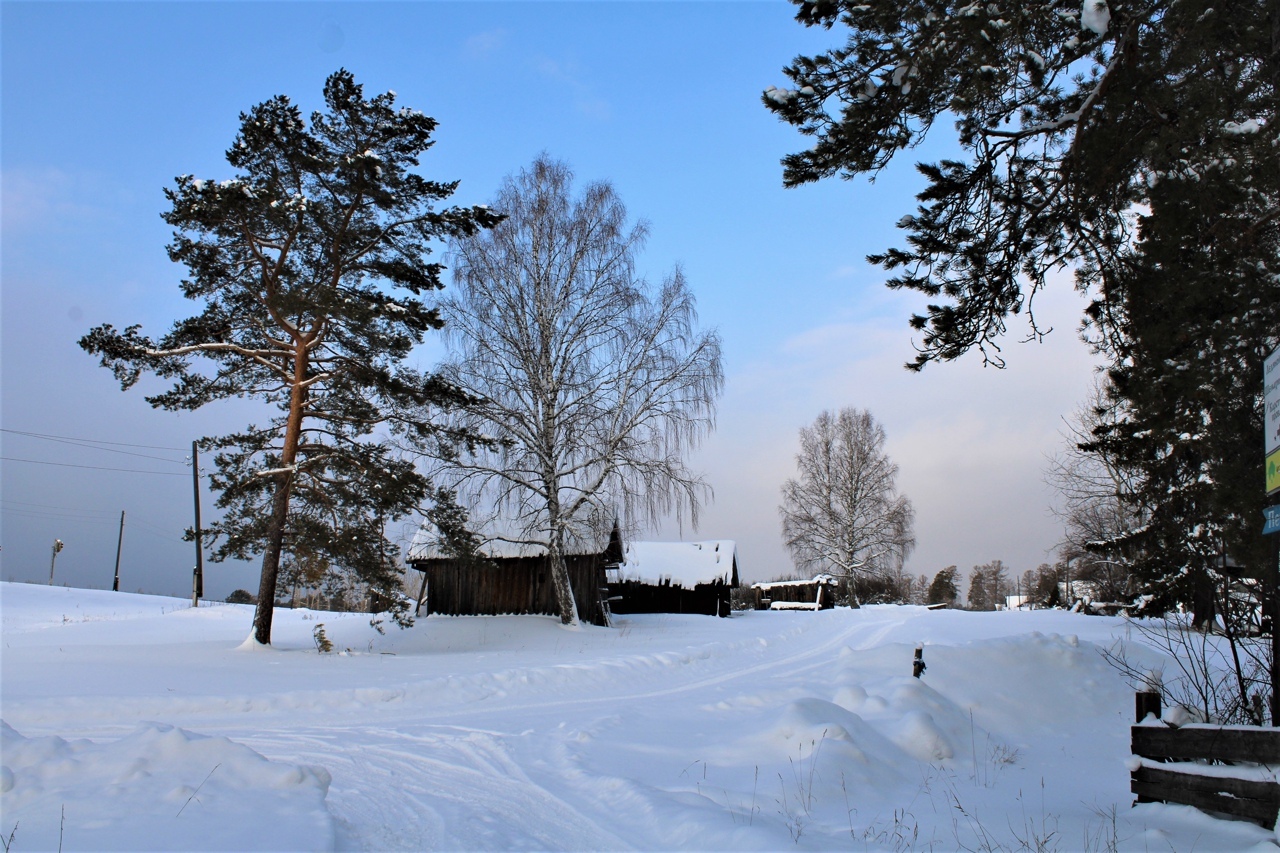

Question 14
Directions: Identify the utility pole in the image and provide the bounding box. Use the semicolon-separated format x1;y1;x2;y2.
113;510;125;592
48;539;63;585
192;440;204;607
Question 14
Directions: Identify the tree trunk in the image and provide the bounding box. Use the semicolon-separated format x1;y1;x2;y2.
249;343;309;645
1191;570;1217;632
252;477;292;644
548;526;580;626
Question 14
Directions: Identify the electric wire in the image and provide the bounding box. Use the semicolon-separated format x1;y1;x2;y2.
0;457;188;476
0;428;187;452
0;429;187;464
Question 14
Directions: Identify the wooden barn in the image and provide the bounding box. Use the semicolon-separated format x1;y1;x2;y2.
607;540;739;617
406;534;621;627
751;574;838;610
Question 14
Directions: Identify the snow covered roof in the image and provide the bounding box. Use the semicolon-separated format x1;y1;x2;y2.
751;574;836;591
407;531;607;563
613;541;738;588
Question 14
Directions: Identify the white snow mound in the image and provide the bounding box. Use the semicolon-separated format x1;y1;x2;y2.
0;720;333;852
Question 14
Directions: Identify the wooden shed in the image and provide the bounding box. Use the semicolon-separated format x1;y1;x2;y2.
407;537;618;627
607;540;739;618
751;574;838;610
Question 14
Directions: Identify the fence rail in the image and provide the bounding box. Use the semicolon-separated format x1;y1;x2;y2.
1130;694;1280;829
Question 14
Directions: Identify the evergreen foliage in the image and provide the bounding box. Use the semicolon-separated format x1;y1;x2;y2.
80;70;500;644
927;566;958;605
766;0;1279;610
966;560;1009;611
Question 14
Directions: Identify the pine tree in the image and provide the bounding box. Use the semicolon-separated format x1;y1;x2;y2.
927;566;958;606
80;70;500;644
765;0;1277;368
765;0;1279;610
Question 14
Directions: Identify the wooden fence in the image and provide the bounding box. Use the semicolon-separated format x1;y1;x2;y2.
1131;693;1280;828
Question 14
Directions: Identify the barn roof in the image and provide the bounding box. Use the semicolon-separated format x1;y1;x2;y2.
407;524;613;563
614;540;738;587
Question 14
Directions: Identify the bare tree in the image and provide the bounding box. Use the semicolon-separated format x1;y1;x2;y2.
431;156;724;625
1044;379;1143;604
779;408;914;593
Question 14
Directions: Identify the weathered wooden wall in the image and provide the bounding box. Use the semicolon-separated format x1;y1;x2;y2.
412;555;608;626
607;579;731;617
752;581;836;610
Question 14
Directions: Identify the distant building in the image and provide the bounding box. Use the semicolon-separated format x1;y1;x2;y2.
406;530;621;627
607;540;739;617
750;574;838;611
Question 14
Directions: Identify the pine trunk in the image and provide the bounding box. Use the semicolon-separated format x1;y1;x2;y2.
250;342;309;645
252;478;292;644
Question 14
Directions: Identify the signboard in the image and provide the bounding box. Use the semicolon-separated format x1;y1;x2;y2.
1266;506;1280;536
1267;345;1280;457
1268;346;1280;494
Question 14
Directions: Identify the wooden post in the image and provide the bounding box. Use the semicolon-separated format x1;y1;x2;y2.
414;569;428;616
191;441;204;606
1136;690;1163;723
912;645;926;678
112;511;125;592
1272;525;1279;725
48;539;63;584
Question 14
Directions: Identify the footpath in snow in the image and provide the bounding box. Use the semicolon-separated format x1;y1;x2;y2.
1;582;1276;851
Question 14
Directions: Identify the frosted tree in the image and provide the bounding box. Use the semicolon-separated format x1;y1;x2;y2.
779;408;915;589
1044;379;1142;605
432;156;724;625
80;70;500;644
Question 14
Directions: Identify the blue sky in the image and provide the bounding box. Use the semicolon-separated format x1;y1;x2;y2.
1;2;1100;599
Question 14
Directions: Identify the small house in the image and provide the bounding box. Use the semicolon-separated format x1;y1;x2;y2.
607;540;739;617
751;574;838;611
406;534;619;627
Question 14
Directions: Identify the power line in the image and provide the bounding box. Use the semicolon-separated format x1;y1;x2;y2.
0;429;187;465
0;457;187;476
0;428;188;452
2;507;118;521
2;499;119;514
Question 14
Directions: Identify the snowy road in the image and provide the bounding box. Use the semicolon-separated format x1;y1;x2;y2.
3;584;1276;851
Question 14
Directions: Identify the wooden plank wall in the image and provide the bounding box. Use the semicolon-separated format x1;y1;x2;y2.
415;555;607;626
752;581;836;609
1131;724;1280;828
607;579;730;617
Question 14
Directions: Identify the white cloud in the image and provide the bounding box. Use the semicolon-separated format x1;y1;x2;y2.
463;29;509;60
0;169;102;233
654;282;1103;585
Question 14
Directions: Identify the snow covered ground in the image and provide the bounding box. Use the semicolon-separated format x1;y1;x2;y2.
2;581;1277;851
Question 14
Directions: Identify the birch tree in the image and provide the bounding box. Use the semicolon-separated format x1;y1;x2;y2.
433;156;724;625
779;408;915;585
80;70;499;644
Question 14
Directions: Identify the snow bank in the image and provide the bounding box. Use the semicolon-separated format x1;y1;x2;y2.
0;720;333;852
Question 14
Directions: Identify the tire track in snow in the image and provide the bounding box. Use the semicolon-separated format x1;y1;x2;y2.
244;724;632;851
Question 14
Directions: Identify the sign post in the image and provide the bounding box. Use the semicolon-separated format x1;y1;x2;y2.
1265;345;1280;725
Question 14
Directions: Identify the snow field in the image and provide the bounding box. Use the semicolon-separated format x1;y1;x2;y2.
2;582;1278;851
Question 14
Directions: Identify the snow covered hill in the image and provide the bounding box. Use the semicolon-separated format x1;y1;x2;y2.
1;582;1275;851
